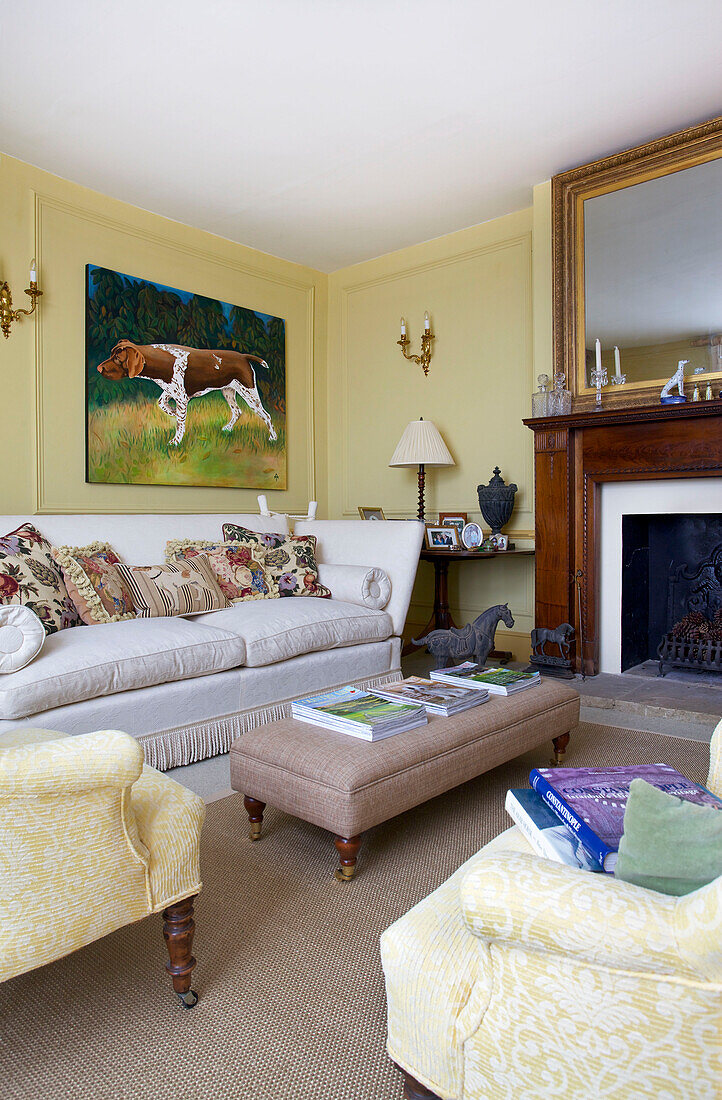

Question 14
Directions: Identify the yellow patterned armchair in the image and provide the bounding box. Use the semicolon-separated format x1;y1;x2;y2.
381;722;722;1099
0;727;205;1007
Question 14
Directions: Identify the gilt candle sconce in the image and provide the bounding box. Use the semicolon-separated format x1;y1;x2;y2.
0;259;43;339
398;312;434;376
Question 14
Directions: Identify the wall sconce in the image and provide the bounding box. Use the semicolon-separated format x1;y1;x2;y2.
398;312;434;376
1;259;43;339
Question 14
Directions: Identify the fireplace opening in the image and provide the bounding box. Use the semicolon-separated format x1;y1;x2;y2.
621;514;722;673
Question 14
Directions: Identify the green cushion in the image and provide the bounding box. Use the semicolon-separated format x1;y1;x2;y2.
615;778;722;896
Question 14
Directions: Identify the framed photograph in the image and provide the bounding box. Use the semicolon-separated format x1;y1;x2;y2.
426;525;460;551
439;512;467;540
461;522;483;549
86;264;286;489
492;533;509;551
358;507;386;521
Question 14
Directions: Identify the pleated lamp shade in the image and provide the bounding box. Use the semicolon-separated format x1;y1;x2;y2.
389;418;454;521
388;419;455;468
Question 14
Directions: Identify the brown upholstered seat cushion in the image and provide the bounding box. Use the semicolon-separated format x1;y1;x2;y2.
230;680;580;837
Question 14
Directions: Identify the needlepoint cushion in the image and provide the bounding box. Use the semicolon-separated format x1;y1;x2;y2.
51;542;135;625
0;605;46;673
116;555;232;618
165;539;277;602
0;523;81;635
615;778;722;896
218;524;279;555
221;524;331;599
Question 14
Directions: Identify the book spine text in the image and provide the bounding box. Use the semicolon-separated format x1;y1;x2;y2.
529;770;614;870
504;791;564;864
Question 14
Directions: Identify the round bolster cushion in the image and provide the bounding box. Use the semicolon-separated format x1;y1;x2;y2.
0;605;46;673
315;564;392;610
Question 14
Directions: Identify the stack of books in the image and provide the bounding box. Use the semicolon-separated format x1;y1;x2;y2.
291;685;427;741
370;676;488;716
430;662;540;695
505;788;603;871
506;763;722;873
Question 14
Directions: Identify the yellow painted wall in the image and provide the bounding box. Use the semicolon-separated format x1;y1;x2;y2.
532;180;553;384
1;151;553;652
327;207;543;659
0;154;328;516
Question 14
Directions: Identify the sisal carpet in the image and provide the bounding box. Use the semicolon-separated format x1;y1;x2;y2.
0;722;709;1100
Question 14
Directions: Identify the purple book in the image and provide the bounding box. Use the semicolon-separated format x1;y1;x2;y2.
529;763;721;872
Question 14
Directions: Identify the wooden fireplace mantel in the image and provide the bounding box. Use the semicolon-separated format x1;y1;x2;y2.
523;400;722;675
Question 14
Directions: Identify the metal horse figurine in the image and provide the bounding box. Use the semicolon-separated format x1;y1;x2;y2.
530;622;574;661
413;603;515;670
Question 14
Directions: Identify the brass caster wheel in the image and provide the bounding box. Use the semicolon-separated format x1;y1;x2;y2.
249;825;262;841
334;867;355;883
177;989;198;1009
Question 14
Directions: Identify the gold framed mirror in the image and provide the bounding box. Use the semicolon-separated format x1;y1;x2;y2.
552;115;722;408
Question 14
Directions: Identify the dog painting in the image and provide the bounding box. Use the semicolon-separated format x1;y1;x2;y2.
86;265;286;489
96;341;277;447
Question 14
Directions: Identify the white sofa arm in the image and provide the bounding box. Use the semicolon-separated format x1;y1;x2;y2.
294;520;424;636
459;851;708;979
317;563;391;610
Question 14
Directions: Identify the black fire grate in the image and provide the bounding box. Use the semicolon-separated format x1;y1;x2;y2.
657;633;722;676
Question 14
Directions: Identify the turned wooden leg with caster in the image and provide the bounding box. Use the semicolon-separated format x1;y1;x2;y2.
244;795;266;840
162;895;198;1008
551;731;570;766
334;834;362;882
400;1069;442;1099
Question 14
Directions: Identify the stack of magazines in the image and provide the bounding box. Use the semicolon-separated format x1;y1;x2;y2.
506;763;722;873
430;662;540;695
370;676;488;716
291;685;427;741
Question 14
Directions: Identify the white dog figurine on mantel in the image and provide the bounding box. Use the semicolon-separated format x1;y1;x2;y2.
660;359;688;404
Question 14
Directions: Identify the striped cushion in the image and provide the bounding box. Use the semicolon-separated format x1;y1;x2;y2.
116;556;231;618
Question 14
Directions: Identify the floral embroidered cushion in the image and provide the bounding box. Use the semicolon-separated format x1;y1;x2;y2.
51;542;136;625
218;524;278;554
0;523;81;635
165;539;277;602
116;555;232;618
221;525;331;599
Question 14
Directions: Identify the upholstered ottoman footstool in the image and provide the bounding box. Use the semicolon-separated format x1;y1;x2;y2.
229;679;579;880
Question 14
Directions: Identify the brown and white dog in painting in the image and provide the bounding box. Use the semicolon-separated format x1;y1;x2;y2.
96;340;277;446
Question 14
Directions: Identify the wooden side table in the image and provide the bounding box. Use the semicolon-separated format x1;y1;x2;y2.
405;547;536;661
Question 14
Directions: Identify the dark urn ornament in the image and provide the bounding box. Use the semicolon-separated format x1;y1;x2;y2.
477;467;517;537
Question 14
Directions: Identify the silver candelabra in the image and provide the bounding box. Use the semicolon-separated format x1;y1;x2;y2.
590;365;608;409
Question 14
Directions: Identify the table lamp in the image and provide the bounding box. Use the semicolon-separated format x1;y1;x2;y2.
389;417;455;521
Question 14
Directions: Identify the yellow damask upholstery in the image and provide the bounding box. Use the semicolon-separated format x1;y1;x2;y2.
0;727;205;1003
381;721;722;1099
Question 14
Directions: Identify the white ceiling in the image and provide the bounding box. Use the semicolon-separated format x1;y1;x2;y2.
1;0;721;272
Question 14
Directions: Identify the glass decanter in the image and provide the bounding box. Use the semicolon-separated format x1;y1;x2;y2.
547;371;572;416
532;374;550;418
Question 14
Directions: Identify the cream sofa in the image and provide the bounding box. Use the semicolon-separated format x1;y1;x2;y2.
380;723;722;1100
0;514;424;769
